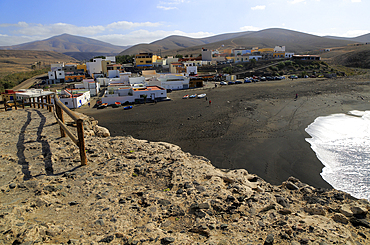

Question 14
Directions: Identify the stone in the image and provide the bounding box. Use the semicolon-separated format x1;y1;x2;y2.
304;204;326;216
99;235;114;243
351;206;368;216
95;219;104;226
275;195;290;208
264;233;274;245
9;183;16;189
278;208;292;215
284;181;299;190
339;204;353;217
332;213;349;224
161;237;175;244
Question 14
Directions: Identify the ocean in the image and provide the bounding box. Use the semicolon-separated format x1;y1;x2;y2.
305;110;370;200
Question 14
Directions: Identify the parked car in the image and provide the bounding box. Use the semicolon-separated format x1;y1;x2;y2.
260;77;266;81
244;78;251;83
220;81;227;85
235;80;243;84
228;81;235;85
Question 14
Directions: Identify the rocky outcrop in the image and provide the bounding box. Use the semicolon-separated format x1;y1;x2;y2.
1;109;370;244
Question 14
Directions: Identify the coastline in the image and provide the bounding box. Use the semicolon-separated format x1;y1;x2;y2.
79;77;370;189
2;100;370;244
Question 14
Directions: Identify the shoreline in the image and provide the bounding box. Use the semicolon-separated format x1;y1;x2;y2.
78;77;370;189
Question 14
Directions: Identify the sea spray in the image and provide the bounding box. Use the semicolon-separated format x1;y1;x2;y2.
305;110;370;200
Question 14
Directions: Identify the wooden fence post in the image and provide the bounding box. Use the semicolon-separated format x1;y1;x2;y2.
76;119;87;166
4;101;7;111
32;97;36;108
14;99;17;110
41;96;44;109
55;104;66;137
47;95;52;112
22;99;25;109
37;97;41;109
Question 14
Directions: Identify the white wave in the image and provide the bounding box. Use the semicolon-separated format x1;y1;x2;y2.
305;111;370;200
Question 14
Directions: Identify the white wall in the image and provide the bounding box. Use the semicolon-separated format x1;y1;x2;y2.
86;60;102;75
59;91;90;109
108;70;120;78
285;52;294;58
56;70;65;79
202;49;212;61
186;66;197;76
48;71;55;79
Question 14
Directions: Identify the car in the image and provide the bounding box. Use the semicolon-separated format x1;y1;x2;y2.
235;80;243;84
228;81;235;85
260;77;266;81
244;79;251;83
189;94;197;98
220;81;227;85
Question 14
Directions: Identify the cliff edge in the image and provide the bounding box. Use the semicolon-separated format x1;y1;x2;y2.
1;109;370;245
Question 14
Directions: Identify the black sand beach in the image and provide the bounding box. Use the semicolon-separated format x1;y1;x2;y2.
79;78;370;189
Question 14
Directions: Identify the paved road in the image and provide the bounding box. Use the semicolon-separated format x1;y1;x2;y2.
12;73;47;90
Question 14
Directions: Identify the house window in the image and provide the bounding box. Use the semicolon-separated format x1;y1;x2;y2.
65;102;68;105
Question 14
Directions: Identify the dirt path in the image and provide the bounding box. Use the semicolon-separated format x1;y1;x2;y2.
12;73;47;91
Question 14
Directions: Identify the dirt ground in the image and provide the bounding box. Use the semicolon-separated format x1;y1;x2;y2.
78;76;370;188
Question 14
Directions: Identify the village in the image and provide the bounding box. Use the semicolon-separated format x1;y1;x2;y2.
0;45;324;110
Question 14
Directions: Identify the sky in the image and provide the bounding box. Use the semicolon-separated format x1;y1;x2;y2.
0;0;369;47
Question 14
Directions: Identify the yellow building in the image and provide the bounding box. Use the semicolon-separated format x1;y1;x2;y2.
135;53;158;69
259;48;274;53
273;52;285;58
77;64;86;72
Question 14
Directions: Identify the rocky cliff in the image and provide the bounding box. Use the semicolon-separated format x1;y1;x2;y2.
1;109;370;245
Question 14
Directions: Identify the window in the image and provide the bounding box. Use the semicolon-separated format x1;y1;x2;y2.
65;102;68;105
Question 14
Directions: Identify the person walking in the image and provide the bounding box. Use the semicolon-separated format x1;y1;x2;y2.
295;93;298;100
209;100;212;105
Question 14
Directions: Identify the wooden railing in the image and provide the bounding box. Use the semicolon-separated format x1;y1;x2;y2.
1;94;87;166
53;96;87;166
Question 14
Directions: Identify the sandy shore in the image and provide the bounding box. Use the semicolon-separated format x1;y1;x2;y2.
78;77;370;189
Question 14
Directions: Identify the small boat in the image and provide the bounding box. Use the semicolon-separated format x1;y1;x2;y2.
96;100;102;105
189;94;197;98
198;93;206;99
98;103;108;109
123;105;133;110
113;101;121;108
183;95;189;99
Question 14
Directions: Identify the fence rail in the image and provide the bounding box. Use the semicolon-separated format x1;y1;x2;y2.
1;94;87;166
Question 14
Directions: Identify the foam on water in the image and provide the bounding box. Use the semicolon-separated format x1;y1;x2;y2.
305;110;370;200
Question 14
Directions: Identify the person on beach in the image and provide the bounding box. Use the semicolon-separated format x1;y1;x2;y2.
209;100;212;105
295;93;298;100
88;102;90;107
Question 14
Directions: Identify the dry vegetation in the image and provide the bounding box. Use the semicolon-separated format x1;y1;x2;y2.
0;50;77;79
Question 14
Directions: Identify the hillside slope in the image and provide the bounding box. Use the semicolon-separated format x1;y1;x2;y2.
0;34;126;54
1;109;370;244
121;28;358;56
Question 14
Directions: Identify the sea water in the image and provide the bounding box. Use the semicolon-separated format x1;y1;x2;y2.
305;110;370;200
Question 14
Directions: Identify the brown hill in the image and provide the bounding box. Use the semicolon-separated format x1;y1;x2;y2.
0;34;126;55
0;50;78;78
121;28;359;56
119;31;252;55
323;44;370;69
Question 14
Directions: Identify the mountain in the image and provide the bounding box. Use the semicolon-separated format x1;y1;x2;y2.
119;31;252;55
325;33;370;43
120;28;360;56
0;34;128;60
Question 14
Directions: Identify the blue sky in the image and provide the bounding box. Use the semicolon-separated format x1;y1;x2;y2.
0;0;369;46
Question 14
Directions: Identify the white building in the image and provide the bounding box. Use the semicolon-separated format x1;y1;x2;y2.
201;48;212;61
274;46;286;52
157;74;189;90
108;70;120;78
101;85;167;105
15;89;54;101
285;52;294;58
73;79;100;96
235;55;249;63
58;90;90;109
86;58;103;76
185;63;197;76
